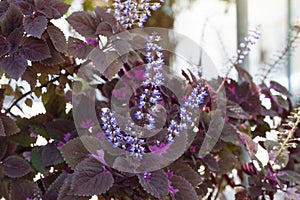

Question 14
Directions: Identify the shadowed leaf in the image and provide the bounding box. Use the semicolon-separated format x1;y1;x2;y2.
44;171;68;200
0;36;10;57
202;154;220;172
42;143;64;168
11;179;42;200
1;4;23;37
3;155;33;178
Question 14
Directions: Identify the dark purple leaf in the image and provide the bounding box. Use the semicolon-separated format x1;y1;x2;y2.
1;3;23;37
67;11;97;38
218;148;238;173
44;171;68;200
94;6;117;26
35;0;70;19
0;1;9;18
96;22;113;37
15;1;34;15
58;175;90;200
58;137;89;170
22;66;37;90
24;15;48;38
48;0;70;18
1;54;27;79
0;138;8;160
169;175;198;200
42;143;64;168
242;162;258;176
20;37;51;61
169;163;203;186
0;36;10;57
45;119;75;141
11;179;42;200
67;37;94;59
88;47;107;72
41;39;65;66
270;81;292;97
138;170;169;199
111;38;131;56
202;154;220;172
234;65;253;83
0;89;4;108
3;155;33;178
47;25;67;53
7;28;22;53
71;157;114;196
0;114;20;136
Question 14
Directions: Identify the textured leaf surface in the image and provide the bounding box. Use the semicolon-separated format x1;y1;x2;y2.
68;37;94;59
3;155;33;178
88;47;107;72
71;157;114;196
0;138;8;160
0;114;20;136
44;171;68;200
169;163;203;186
1;4;23;37
0;54;27;79
47;25;67;53
0;36;10;57
20;37;51;61
31;146;49;175
58;137;89;169
35;0;70;19
7;28;22;53
42;143;64;167
202;154;219;172
41;39;65;66
138;170;169;199
11;179;42;200
24;15;48;38
169;175;198;200
67;11;96;38
58;175;90;200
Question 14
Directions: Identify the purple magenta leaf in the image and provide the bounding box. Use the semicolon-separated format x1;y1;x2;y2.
1;3;23;37
67;11;97;38
169;163;203;186
47;25;67;53
169;175;198;200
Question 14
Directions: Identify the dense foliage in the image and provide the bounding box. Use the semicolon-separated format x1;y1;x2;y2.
0;0;300;200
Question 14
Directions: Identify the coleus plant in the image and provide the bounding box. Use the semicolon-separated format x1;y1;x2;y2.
0;0;300;200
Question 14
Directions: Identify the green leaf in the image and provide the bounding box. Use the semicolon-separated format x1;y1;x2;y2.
42;143;64;168
138;170;169;199
169;175;198;200
25;98;33;107
58;137;89;170
169;163;203;186
10;179;42;200
71;157;114;196
31;146;49;175
2;155;33;178
58;175;90;200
